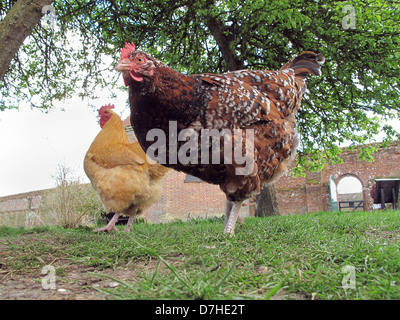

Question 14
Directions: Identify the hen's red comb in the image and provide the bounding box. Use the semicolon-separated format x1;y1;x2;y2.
120;42;136;60
98;104;115;114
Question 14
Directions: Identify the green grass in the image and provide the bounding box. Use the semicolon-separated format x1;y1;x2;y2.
1;210;400;300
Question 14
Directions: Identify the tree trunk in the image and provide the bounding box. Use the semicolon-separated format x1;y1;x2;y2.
0;0;54;79
255;185;280;216
206;13;280;217
205;16;245;71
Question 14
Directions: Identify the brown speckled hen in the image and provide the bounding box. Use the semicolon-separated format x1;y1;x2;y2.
115;43;324;235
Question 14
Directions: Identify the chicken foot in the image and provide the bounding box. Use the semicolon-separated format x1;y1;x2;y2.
93;212;120;232
224;200;243;236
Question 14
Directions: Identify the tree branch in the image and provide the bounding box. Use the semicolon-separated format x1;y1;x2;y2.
0;0;54;79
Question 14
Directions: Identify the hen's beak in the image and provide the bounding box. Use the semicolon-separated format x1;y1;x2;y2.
115;59;144;83
115;60;131;72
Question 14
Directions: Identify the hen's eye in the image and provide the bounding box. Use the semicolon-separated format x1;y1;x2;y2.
137;57;143;63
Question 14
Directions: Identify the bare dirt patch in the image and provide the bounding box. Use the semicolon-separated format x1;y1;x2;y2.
0;262;145;300
0;233;160;300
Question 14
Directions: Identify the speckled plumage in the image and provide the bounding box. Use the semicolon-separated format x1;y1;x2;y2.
115;47;324;234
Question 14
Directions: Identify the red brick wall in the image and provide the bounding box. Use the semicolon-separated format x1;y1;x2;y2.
163;171;226;220
275;140;400;214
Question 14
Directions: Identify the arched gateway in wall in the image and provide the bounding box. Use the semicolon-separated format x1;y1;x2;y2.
335;174;364;212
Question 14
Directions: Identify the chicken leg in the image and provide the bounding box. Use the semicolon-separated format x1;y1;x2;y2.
123;210;140;232
224;200;242;236
224;199;233;228
124;215;135;232
93;212;120;232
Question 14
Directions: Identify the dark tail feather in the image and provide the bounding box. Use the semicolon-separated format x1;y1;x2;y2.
281;51;325;79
